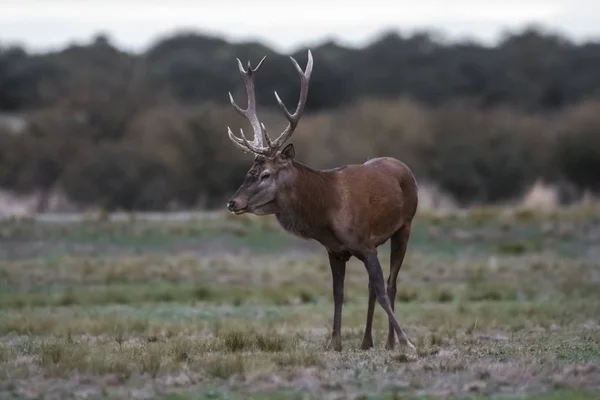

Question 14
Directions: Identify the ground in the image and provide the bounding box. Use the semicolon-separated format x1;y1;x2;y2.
0;206;599;399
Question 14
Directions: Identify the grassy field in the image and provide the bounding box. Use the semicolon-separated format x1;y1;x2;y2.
0;207;599;399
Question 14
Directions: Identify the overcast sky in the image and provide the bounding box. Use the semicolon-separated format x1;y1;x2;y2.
1;0;599;53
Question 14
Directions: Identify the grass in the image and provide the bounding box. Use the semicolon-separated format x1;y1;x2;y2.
154;390;600;399
0;207;599;398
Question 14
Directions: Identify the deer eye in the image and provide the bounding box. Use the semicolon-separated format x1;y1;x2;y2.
260;172;271;181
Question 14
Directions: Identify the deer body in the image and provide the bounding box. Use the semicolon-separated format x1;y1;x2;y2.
274;157;417;254
224;50;418;352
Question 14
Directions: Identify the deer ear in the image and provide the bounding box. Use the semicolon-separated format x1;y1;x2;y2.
279;143;295;161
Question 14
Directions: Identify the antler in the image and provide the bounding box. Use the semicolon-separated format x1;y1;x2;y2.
269;50;313;150
227;50;313;155
227;55;271;155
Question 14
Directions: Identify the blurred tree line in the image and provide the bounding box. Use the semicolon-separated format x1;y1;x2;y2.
0;26;599;211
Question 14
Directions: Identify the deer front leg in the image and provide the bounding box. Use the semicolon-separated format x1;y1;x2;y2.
327;251;348;352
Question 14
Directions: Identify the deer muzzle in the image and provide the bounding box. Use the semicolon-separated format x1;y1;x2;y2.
226;198;248;215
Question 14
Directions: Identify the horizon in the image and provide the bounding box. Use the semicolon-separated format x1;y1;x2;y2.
1;0;599;54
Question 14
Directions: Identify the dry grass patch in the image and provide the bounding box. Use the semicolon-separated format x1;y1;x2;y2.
34;337;190;379
271;349;324;368
203;354;246;379
1;332;326;385
220;327;289;353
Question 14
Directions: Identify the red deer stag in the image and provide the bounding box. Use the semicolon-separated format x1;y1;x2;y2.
225;50;418;352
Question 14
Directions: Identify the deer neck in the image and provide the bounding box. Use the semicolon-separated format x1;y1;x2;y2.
275;162;335;239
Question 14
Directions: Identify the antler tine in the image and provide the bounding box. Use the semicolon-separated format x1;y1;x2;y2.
227;55;271;156
227;127;257;154
261;122;272;148
270;50;314;150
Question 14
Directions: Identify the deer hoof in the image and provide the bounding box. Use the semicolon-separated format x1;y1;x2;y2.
360;339;374;350
327;336;342;352
402;338;416;351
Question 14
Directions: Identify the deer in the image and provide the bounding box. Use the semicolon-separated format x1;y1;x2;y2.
224;50;419;352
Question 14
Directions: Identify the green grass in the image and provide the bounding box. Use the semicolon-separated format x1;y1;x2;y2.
1;207;599;399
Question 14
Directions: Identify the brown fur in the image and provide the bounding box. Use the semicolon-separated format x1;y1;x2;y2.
276;157;418;254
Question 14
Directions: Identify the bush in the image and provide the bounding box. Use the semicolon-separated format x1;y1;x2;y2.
60;143;175;211
421;104;548;204
553;101;600;193
1;96;599;211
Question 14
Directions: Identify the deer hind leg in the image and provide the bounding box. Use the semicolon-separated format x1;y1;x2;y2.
386;224;412;350
357;249;415;351
327;251;349;352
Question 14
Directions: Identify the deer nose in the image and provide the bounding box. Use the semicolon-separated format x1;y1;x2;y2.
227;198;247;213
226;200;236;211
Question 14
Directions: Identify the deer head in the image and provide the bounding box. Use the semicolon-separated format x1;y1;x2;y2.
225;50;313;216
